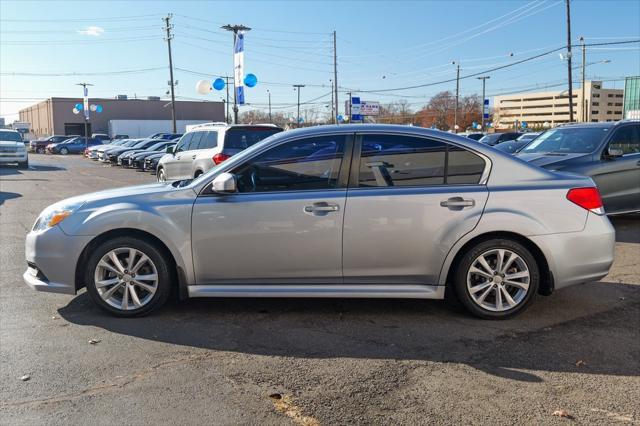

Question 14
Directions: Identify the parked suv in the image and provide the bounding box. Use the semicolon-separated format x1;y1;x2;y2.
157;123;283;182
0;129;28;168
30;135;73;153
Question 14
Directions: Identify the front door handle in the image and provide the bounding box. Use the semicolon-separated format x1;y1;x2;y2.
192;154;197;159
176;155;181;160
304;202;340;216
440;197;475;210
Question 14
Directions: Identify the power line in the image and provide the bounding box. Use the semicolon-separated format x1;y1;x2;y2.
0;14;164;22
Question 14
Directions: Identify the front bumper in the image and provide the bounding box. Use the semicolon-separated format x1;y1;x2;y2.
530;212;615;290
0;152;27;163
24;225;94;295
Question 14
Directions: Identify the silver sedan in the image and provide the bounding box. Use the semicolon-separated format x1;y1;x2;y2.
24;125;615;319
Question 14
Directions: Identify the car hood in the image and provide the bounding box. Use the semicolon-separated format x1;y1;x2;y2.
516;152;589;168
56;182;195;208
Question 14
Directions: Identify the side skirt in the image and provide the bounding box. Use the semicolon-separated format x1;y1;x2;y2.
187;284;445;299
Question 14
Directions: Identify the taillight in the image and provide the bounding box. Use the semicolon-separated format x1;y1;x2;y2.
566;187;604;215
212;153;231;165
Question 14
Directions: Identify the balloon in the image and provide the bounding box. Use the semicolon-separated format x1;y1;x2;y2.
244;73;257;88
95;105;103;113
196;79;211;95
72;107;80;115
74;103;83;111
212;78;225;91
89;104;97;112
337;114;344;122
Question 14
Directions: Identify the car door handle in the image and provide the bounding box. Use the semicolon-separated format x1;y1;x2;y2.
192;154;197;159
176;155;181;160
440;197;475;210
304;202;340;216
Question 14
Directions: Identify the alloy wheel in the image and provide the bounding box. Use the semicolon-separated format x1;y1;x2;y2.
93;247;159;311
158;168;166;182
466;248;530;312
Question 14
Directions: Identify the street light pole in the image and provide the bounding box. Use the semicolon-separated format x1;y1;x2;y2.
565;0;575;123
76;82;93;149
221;24;251;124
453;61;460;133
477;76;490;131
580;36;586;122
163;14;177;133
293;84;305;127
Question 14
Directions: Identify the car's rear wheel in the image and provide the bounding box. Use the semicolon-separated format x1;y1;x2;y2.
36;147;45;154
157;167;166;182
84;237;171;317
194;170;203;179
60;147;69;155
453;238;539;320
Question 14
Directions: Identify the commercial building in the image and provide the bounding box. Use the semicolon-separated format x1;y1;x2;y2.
623;76;640;119
19;97;225;138
493;80;624;129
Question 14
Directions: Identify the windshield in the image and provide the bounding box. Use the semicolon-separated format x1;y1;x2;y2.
224;128;283;150
147;142;169;151
521;127;608;154
0;132;23;142
479;134;501;144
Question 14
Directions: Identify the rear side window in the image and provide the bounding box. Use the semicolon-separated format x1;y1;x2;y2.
223;127;283;150
200;131;218;149
357;134;485;187
447;146;486;184
358;135;446;187
609;125;640;155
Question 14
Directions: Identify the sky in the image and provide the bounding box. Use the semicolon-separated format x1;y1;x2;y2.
1;0;639;122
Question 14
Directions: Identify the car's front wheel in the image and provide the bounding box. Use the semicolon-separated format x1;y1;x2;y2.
84;236;172;317
36;147;45;154
157;167;167;182
59;147;69;155
453;238;539;320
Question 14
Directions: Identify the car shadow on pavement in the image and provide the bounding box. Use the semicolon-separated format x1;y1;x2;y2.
0;191;22;206
58;281;640;383
610;215;640;243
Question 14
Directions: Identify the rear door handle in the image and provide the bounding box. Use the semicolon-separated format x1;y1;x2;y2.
192;154;197;159
304;202;340;216
440;197;475;210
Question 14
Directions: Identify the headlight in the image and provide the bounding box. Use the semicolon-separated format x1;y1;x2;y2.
33;200;85;231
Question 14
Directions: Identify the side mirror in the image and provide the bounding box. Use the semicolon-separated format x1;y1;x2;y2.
166;146;174;154
211;172;237;194
607;146;624;158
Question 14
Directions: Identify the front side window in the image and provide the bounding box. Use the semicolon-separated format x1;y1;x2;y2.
232;135;345;193
175;133;193;153
357;135;485;187
608;125;640;155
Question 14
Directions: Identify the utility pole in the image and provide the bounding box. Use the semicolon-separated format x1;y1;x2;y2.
477;76;490;131
453;61;460;133
163;14;177;133
221;24;251;124
293;84;305;127
329;79;335;125
346;91;352;122
76;82;93;147
580;36;586;122
267;89;272;123
333;30;339;124
565;0;574;123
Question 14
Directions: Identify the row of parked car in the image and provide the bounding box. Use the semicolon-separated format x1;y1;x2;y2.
80;123;284;180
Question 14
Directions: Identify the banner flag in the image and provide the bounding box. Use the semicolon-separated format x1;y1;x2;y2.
83;86;89;120
234;33;245;105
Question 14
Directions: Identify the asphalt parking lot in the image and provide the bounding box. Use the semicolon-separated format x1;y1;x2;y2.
1;154;639;425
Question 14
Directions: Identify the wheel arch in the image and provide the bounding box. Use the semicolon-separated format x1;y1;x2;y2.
442;231;554;296
74;228;189;299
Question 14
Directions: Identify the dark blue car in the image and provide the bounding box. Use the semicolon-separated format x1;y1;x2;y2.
46;137;103;155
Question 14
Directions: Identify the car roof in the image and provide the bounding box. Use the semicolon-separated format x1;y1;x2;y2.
557;122;616;130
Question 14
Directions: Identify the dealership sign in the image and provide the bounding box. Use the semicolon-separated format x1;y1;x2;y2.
346;99;380;120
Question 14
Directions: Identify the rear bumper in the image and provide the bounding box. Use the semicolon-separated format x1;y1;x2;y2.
23;226;93;295
530;212;615;290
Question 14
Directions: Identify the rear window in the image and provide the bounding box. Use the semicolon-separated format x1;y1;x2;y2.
223;127;283;150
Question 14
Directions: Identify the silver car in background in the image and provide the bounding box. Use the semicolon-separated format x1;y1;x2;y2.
24;124;615;319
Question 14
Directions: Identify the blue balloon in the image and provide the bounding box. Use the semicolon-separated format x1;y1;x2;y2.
212;78;225;91
75;103;83;111
244;73;258;88
337;114;344;122
95;105;103;113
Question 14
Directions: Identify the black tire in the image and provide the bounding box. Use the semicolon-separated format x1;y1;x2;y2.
84;236;172;317
18;160;29;169
194;170;203;179
157;167;166;182
60;147;69;155
452;238;539;320
36;147;45;154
